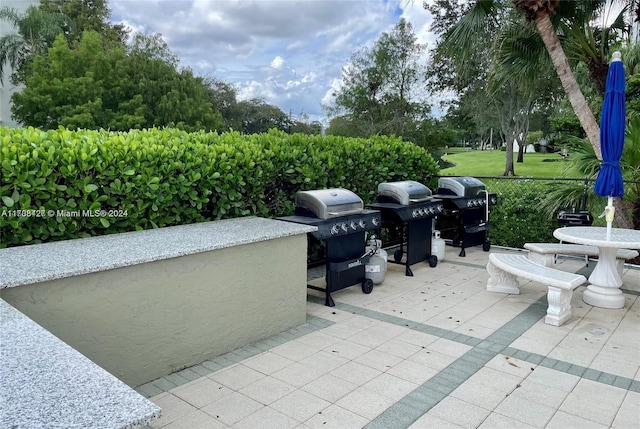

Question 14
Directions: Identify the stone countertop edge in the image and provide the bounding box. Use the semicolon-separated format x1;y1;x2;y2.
0;298;162;429
0;216;317;289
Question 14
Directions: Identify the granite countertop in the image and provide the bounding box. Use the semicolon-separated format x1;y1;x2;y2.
0;298;162;428
0;216;316;288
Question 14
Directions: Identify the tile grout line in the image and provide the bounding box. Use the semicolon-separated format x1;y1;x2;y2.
363;294;550;429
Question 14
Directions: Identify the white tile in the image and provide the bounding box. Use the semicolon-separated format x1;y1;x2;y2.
407;348;457;372
450;383;509;411
149;393;198;428
484;354;536;378
301;373;358;403
409;412;465;428
298;350;350;373
208;364;265;390
335;386;396;420
297;331;343;350
493;393;556;427
170;377;232;408
546;410;609;429
374;337;423;359
508;379;569;409
270;389;331;422
161;409;227;429
353;348;403;372
304;404;369;429
234;406;299;429
612;391;640;429
239;377;295;405
429;396;492;428
477;412;537;428
363;372;419;401
330;360;382;386
525;366;579;392
558;379;626;426
396;329;440;347
243;352;295;375
386;359;438;384
323;339;371;360
201;392;262;426
271;340;321;361
427;338;472;358
271;362;323;388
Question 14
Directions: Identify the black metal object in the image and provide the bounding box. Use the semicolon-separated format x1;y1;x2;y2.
557;211;594;226
278;209;381;307
367;198;444;276
557;179;593;226
434;192;498;257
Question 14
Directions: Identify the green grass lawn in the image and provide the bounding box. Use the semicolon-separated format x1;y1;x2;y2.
440;150;582;178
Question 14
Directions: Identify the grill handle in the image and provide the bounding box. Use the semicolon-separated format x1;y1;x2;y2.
327;208;364;217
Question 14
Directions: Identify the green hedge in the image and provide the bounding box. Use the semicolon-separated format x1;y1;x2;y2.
0;127;439;247
483;178;556;248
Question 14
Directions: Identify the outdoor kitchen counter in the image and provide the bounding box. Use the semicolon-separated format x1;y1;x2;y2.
0;216;317;386
0;216;317;288
0;298;161;428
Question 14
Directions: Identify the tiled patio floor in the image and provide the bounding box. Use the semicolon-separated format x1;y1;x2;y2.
138;246;640;429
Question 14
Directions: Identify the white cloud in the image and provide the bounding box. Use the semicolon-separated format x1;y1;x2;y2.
110;0;442;123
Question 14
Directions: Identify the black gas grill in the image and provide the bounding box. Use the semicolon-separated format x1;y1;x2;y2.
367;181;444;276
278;188;381;307
434;177;497;257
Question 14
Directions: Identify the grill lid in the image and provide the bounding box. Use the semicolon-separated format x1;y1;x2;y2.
438;177;486;197
378;181;432;205
295;188;364;219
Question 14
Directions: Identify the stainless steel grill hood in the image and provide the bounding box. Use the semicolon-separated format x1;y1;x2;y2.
295;188;364;219
377;180;432;205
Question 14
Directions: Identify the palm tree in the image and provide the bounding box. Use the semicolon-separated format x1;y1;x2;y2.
0;5;72;84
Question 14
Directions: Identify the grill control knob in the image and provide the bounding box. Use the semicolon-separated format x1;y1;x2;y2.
358;219;367;228
330;224;340;235
372;217;380;226
438;204;444;212
341;223;348;232
350;221;358;230
467;200;473;208
412;209;419;218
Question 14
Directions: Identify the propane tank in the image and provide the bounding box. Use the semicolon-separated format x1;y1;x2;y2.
431;230;446;262
365;236;387;285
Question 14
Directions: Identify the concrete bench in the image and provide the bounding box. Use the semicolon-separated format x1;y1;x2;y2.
0;298;161;428
524;242;638;277
486;253;587;326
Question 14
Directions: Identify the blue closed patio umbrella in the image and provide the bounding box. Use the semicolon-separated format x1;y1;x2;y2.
594;51;626;238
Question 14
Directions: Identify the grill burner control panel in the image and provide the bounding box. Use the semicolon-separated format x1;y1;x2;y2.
279;210;381;240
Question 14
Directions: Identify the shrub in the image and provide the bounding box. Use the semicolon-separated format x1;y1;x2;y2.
0;127;439;247
484;179;557;248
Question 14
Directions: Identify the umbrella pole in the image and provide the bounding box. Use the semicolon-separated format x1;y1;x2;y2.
606;196;614;239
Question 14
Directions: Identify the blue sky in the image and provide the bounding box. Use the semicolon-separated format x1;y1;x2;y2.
109;0;440;124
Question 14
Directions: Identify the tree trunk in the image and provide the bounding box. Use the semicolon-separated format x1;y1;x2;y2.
534;14;601;160
517;141;524;163
504;140;515;176
614;198;634;229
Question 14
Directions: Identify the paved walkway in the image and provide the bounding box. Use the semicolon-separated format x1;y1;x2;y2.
138;247;640;428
